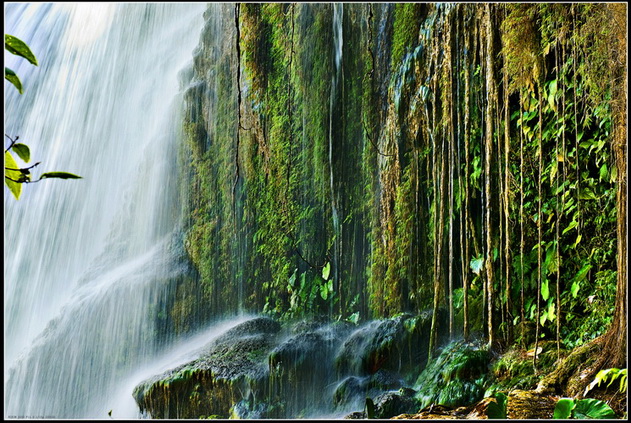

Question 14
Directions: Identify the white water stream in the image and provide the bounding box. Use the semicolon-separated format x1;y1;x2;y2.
4;3;209;418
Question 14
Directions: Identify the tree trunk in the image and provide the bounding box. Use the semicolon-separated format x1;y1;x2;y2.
598;3;627;369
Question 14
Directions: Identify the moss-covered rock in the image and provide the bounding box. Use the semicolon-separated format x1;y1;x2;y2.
333;369;405;409
335;311;446;379
372;388;420;418
413;340;491;409
133;317;280;418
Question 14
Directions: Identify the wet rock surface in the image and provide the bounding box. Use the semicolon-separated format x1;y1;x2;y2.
133;313;452;419
133;318;280;419
335;310;447;378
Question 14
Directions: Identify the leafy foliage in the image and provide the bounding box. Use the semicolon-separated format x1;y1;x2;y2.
553;397;617;419
5;35;81;199
584;368;627;396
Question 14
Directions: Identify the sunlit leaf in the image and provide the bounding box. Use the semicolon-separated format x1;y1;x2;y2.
5;34;38;66
5;67;23;94
571;281;580;298
4;151;22;199
321;262;331;280
541;278;550;301
562;220;578;235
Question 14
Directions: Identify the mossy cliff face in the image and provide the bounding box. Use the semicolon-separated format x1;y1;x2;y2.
179;3;620;354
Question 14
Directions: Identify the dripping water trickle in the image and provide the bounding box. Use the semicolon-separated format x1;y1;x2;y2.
328;3;343;299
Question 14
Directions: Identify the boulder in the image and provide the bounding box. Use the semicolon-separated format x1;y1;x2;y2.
335;310;447;378
133;317;280;419
372;389;420;418
414;340;491;409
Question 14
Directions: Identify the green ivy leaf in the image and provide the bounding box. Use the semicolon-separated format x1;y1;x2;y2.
321;262;331;280
40;171;82;180
553;398;574;419
12;143;30;163
5;34;38;66
4;151;23;199
572;398;616;419
5;67;23;94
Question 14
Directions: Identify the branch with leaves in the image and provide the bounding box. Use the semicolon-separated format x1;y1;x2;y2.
5;34;81;200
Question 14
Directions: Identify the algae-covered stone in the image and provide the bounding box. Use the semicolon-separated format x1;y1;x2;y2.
133;317;280;419
335;310;446;378
414;340;491;409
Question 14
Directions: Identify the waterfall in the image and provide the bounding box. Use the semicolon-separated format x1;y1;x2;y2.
4;3;206;418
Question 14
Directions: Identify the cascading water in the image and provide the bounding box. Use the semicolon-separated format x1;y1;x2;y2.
328;3;343;296
4;3;206;418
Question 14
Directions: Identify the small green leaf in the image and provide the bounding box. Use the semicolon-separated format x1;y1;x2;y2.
599;163;608;182
547;300;556;322
541;278;550;301
40;171;82;180
5;67;23;94
553;398;574;419
5;151;23;199
571;281;580;298
12;143;30;163
549;79;558;98
562;220;578;235
320;283;328;300
5;34;38;66
321;262;331;280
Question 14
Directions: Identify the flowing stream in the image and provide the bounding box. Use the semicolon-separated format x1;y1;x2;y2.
4;3;207;418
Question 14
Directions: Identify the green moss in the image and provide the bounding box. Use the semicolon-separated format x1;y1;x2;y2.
414;341;491;409
391;3;424;71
